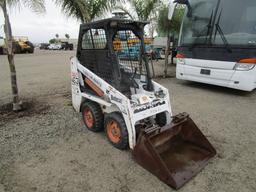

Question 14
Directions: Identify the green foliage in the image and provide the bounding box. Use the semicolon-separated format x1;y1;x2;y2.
0;0;46;13
49;38;57;44
157;5;185;37
65;33;70;39
56;0;122;23
116;0;159;21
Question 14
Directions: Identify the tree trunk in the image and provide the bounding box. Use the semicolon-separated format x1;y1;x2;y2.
1;1;22;111
164;33;171;78
149;23;155;38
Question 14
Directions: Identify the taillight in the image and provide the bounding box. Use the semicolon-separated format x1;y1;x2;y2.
234;58;256;71
176;53;185;65
176;53;185;58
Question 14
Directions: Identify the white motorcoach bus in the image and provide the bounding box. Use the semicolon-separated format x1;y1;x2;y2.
171;0;256;91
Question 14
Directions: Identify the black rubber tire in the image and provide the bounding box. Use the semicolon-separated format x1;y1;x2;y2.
14;43;22;54
105;113;128;150
156;112;167;127
81;101;104;132
28;48;34;53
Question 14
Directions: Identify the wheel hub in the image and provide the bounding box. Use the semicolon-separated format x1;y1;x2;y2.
84;109;94;128
107;121;121;143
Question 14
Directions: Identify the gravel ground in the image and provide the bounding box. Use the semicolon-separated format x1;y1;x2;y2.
0;50;255;192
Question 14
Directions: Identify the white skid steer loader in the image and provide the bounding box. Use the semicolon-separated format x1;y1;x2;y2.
71;18;216;189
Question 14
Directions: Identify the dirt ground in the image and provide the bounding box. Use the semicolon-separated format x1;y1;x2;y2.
0;50;255;192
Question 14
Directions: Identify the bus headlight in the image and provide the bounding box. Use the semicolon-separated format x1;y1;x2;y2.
234;58;256;71
234;63;255;71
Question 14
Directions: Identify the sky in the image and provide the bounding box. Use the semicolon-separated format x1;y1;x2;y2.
0;0;169;43
0;0;81;43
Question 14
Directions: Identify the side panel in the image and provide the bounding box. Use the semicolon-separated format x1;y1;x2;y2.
71;57;83;112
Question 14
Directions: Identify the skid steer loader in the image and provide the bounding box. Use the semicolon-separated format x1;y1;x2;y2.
71;18;216;189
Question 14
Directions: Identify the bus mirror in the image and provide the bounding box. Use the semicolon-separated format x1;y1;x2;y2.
168;0;176;20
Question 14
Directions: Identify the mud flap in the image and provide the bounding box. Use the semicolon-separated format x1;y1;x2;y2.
132;113;216;189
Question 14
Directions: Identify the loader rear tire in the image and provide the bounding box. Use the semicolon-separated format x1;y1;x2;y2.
81;101;104;132
156;112;167;127
105;113;128;150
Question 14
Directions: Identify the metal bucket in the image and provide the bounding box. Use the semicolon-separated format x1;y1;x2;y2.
132;113;216;189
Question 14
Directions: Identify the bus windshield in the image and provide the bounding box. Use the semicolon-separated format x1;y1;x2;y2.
180;0;256;47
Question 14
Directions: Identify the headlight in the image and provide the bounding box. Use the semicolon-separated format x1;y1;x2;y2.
234;63;255;71
234;58;256;71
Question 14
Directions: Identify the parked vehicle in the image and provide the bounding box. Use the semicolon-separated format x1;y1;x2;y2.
0;36;34;54
117;43;162;60
16;41;34;53
48;44;62;50
61;42;74;50
71;18;216;189
171;0;256;91
39;43;50;50
145;44;163;60
13;36;34;53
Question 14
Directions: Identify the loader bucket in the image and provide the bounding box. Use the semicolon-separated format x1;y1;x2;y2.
132;113;216;189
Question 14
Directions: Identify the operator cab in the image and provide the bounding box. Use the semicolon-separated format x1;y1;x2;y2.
77;18;153;97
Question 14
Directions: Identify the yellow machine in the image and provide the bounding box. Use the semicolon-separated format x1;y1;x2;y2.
13;36;34;54
1;36;34;54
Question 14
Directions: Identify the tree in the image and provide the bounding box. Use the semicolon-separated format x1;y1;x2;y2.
56;0;122;23
157;5;184;77
115;0;160;37
65;33;70;40
0;0;45;111
49;38;57;44
115;0;159;21
157;5;184;37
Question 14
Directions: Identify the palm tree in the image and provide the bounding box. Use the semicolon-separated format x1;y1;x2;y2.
115;0;159;20
157;5;184;38
115;0;160;37
56;0;122;23
55;33;59;42
65;33;70;40
0;0;45;111
65;33;70;43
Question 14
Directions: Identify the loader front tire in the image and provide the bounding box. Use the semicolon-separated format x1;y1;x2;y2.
81;101;104;132
105;113;128;150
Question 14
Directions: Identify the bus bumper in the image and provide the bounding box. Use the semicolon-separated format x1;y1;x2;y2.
177;64;256;92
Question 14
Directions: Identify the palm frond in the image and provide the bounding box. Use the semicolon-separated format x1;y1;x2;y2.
143;0;158;20
4;0;46;13
56;0;124;23
22;0;45;13
157;5;185;36
129;0;159;21
55;0;88;22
